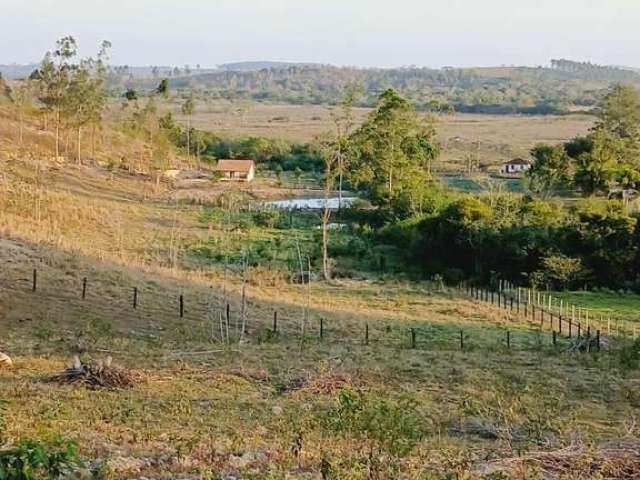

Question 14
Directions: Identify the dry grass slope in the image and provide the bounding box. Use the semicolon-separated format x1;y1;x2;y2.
0;106;638;479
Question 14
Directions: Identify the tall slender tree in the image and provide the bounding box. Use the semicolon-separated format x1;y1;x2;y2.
181;94;195;163
35;36;78;159
11;80;35;146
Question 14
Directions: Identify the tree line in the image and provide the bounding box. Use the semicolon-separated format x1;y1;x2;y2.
527;84;640;198
116;62;640;114
295;84;640;291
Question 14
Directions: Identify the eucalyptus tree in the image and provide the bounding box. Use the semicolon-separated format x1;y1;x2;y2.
156;78;170;99
312;88;360;280
181;94;195;163
32;37;110;162
526;144;572;199
11;79;35;146
348;89;440;217
35;36;78;159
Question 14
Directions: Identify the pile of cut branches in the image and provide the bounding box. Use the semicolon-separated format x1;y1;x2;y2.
48;356;138;389
473;439;640;479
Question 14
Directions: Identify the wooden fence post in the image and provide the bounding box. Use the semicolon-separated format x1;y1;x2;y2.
179;295;184;318
506;331;511;349
459;330;464;350
410;328;416;349
32;268;37;292
273;311;278;333
132;287;138;309
596;330;601;351
320;318;324;339
552;330;557;347
82;277;87;300
365;323;369;345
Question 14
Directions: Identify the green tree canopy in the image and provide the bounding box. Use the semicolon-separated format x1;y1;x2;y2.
527;144;572;198
347;89;440;217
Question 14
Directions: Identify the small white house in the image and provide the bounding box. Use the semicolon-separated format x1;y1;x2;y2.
216;159;255;182
502;158;531;175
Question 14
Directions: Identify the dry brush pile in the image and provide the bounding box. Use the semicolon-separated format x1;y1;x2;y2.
47;355;140;389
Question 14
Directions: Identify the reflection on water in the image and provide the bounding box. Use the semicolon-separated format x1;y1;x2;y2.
265;197;358;209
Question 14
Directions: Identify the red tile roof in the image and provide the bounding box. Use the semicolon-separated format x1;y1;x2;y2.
504;158;530;165
216;159;255;172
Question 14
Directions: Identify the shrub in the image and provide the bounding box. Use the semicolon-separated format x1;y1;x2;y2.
322;388;426;476
616;338;640;373
253;210;280;228
0;437;84;479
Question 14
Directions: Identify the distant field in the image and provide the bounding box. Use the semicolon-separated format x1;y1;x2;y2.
171;101;594;173
554;290;640;325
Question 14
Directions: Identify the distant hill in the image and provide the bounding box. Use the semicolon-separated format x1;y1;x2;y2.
0;63;218;80
7;57;638;115
148;60;639;115
0;63;38;79
218;61;323;71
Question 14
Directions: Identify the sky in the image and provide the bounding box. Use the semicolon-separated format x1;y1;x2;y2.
1;0;639;68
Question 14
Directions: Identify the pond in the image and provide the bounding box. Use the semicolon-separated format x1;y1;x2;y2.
264;197;358;210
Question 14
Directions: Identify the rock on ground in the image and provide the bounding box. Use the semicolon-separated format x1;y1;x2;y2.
0;352;12;368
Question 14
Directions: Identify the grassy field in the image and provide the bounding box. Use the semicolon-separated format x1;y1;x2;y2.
1;107;639;479
167;100;594;174
553;290;640;327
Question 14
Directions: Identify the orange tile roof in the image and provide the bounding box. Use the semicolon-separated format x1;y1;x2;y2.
216;159;255;172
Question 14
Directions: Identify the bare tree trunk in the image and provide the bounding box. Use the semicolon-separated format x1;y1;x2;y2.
18;110;23;146
186;115;191;164
91;123;96;160
55;108;60;159
321;206;331;281
77;126;82;165
338;159;343;210
240;258;247;343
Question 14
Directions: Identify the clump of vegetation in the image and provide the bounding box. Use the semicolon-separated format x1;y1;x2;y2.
322;388;427;477
615;338;640;373
0;437;84;480
47;356;138;390
527;84;640;197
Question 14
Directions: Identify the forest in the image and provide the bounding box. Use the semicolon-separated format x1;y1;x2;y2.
101;59;640;115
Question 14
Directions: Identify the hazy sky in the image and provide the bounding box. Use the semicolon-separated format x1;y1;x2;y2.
2;0;639;68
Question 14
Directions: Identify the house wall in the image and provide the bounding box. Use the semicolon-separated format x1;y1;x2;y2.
504;164;530;174
221;168;254;181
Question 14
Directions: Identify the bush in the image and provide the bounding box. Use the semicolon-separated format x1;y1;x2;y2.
322;389;426;476
616;338;640;373
0;437;84;480
253;210;280;228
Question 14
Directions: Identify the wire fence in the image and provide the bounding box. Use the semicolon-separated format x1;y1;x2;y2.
3;266;632;357
460;281;640;343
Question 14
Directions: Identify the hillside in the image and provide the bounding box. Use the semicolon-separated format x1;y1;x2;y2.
134;59;640;114
1;96;640;479
218;61;323;71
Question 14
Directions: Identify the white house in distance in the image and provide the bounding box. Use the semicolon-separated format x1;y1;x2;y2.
502;158;531;175
216;159;255;182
